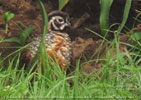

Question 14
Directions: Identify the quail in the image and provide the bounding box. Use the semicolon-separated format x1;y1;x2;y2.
24;11;72;70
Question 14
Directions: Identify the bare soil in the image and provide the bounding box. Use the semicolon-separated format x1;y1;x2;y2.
0;0;140;73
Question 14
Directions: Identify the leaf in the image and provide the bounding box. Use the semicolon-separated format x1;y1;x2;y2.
2;12;15;23
2;12;9;23
20;25;36;44
1;37;21;44
117;0;132;33
0;25;35;45
7;13;15;22
121;65;141;72
27;0;48;72
59;0;69;10
130;32;141;41
100;0;113;35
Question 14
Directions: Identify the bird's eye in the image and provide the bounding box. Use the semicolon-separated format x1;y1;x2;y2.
58;18;64;23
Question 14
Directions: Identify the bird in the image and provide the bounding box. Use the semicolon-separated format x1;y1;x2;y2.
23;11;72;71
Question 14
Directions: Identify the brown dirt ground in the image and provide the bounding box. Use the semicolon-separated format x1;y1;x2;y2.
0;0;141;74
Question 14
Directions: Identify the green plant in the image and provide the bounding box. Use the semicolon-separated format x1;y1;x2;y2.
100;0;132;36
130;13;141;42
2;11;15;34
1;25;36;45
100;0;113;35
117;0;132;34
27;0;48;72
130;31;141;41
59;0;70;10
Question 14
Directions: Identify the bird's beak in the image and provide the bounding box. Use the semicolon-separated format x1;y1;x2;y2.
66;22;71;27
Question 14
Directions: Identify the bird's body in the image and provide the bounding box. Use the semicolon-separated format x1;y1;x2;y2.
26;31;72;68
24;11;72;69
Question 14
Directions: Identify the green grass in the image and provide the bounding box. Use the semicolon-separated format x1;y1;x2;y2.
2;11;15;34
0;0;141;100
0;41;140;100
59;0;70;10
100;0;132;36
100;0;113;35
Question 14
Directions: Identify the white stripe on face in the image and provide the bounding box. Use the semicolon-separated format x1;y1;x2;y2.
48;16;66;31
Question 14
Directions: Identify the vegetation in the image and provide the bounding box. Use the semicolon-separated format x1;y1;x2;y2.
2;12;15;34
1;25;36;45
0;0;141;100
100;0;113;35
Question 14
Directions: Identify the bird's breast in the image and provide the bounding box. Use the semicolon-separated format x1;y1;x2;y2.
45;32;72;68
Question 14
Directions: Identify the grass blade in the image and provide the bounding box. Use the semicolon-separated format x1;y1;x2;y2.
1;37;21;44
130;32;141;41
20;25;36;44
100;0;113;35
27;0;48;72
117;0;132;33
59;0;69;10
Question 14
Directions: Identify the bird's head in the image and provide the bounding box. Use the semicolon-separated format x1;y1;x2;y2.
48;11;71;32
